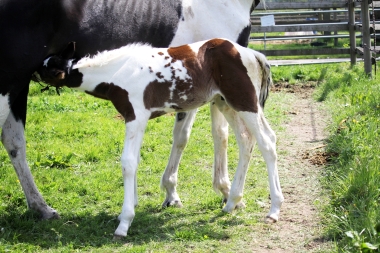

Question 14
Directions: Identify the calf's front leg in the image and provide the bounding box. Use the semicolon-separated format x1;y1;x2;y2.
114;116;148;238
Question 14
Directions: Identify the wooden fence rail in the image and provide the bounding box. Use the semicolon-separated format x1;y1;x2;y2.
251;0;379;75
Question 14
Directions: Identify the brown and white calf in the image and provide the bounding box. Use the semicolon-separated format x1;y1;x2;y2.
37;38;284;238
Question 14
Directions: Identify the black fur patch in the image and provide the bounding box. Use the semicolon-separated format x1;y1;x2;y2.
236;25;251;47
176;112;187;121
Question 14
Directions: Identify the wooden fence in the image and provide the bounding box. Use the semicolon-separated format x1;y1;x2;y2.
252;0;380;75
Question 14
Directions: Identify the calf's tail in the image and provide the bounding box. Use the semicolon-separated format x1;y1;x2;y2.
253;51;272;109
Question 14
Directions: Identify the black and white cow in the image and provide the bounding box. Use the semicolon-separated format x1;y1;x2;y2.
38;38;283;237
0;0;263;222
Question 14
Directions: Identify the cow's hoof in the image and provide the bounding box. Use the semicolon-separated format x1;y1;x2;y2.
162;199;183;208
235;201;246;209
40;207;60;220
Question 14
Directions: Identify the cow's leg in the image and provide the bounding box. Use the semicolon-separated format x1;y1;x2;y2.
214;97;254;211
1;88;59;219
210;102;231;203
237;110;284;222
160;109;196;207
114;115;148;238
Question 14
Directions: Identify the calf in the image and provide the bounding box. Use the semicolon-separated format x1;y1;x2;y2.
38;39;283;238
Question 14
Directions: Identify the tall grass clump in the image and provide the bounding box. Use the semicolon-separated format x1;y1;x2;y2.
315;63;380;252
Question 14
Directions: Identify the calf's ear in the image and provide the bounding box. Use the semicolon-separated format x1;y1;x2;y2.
60;42;76;60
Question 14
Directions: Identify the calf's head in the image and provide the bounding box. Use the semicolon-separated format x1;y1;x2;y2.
38;42;82;88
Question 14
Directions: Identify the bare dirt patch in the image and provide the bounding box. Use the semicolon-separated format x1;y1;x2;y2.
247;83;334;252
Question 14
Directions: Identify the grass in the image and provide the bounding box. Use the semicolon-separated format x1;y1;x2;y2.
268;62;380;252
0;82;291;252
313;63;380;252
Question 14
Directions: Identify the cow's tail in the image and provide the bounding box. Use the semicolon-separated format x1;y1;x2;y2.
253;51;272;109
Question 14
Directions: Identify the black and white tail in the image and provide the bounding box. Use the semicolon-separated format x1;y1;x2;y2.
253;51;272;109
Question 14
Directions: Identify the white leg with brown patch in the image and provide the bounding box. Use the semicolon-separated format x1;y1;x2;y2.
1;112;59;219
210;101;231;202
160;109;197;208
114;113;150;238
238;110;284;222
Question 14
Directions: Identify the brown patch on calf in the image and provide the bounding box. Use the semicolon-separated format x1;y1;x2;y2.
168;44;205;87
201;39;258;113
168;44;196;62
158;52;164;56
156;72;164;79
86;82;136;122
150;111;167;119
143;80;172;109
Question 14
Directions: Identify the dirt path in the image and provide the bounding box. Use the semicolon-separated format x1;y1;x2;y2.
249;84;334;252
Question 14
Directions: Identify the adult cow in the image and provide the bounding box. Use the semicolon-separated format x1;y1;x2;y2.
0;0;262;222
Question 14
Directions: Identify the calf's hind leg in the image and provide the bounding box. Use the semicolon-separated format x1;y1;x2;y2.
213;97;254;211
238;110;284;222
210;102;231;203
160;109;196;208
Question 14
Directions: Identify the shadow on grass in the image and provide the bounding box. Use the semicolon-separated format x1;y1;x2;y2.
0;200;244;250
316;71;352;102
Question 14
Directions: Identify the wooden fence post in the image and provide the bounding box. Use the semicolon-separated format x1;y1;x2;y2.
348;0;357;65
361;0;372;76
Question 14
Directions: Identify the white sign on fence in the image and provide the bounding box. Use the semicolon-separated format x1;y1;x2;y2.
260;15;275;26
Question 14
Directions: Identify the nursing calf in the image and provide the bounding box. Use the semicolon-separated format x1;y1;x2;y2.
37;38;284;238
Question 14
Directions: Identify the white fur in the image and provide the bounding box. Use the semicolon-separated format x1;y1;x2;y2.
0;94;10;127
170;0;252;47
43;57;50;67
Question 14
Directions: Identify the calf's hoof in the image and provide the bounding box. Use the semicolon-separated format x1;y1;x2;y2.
113;234;125;241
222;200;245;212
265;215;279;224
